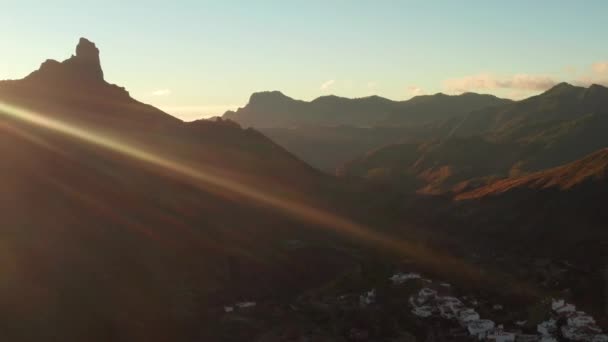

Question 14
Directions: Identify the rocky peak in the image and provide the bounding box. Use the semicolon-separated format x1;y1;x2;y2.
69;37;104;81
542;82;580;96
25;37;105;83
76;38;101;64
248;91;291;105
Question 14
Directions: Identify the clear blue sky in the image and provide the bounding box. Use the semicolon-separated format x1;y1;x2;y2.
1;1;607;120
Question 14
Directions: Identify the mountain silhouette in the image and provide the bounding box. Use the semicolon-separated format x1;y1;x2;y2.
1;38;179;130
382;92;511;126
224;91;509;172
25;38;105;83
0;38;357;341
341;83;608;193
223;91;509;128
452;82;608;139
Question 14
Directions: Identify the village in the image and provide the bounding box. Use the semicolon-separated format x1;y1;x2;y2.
389;271;607;342
218;268;607;341
217;255;607;341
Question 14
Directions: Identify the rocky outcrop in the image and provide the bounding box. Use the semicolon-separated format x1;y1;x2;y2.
23;37;104;84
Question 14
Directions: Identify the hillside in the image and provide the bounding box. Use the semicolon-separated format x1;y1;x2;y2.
224;91;508;171
382;92;511;126
453;82;608;140
339;136;527;194
260;122;453;172
388;149;608;323
341;84;608;193
456;148;608;199
0;38;366;341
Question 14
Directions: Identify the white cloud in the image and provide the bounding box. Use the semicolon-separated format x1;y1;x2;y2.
406;85;425;97
366;81;379;95
573;61;608;87
151;89;171;96
320;79;335;90
443;73;557;93
592;62;608;74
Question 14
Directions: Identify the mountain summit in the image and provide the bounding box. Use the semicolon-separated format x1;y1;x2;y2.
72;37;104;80
224;91;509;128
24;37;105;84
1;38;180;128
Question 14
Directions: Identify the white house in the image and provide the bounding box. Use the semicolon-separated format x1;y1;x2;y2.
561;325;591;341
568;312;596;327
555;303;576;315
551;299;565;311
552;298;576;315
235;301;256;309
437;296;464;319
413;287;437;306
537;319;557;336
412;305;434;318
487;329;516;342
467;319;496;340
418;287;437;300
458;308;480;326
359;288;376;307
390;272;421;284
439;304;459;319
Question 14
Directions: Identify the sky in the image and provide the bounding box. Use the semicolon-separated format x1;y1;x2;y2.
1;1;608;121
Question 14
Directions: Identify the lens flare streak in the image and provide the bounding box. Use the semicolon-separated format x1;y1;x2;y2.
0;101;531;290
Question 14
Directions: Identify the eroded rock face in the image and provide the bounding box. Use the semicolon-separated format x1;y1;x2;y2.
72;37;104;81
23;37;104;84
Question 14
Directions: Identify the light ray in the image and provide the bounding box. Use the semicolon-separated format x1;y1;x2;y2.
0;101;537;294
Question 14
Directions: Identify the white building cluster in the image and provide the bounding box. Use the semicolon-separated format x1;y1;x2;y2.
390;272;422;285
391;271;606;342
224;301;257;313
359;288;376;307
409;287;501;340
408;288;607;342
547;299;606;342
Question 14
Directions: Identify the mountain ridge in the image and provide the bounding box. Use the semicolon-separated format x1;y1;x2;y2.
456;147;608;199
223;90;511;128
340;82;608;193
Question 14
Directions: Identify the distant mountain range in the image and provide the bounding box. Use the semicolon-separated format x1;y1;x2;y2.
452;82;608;140
341;83;608;193
223;91;509;171
223;90;510;128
